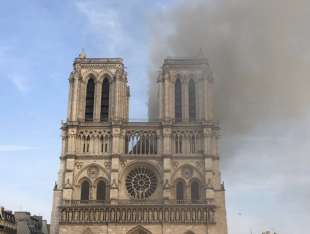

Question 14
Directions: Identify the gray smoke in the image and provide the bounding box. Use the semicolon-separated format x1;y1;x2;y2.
147;1;310;232
148;0;310;136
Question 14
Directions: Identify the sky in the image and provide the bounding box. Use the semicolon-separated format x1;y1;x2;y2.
0;1;309;234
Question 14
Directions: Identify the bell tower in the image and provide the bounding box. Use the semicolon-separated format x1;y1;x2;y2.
158;56;214;122
67;51;129;123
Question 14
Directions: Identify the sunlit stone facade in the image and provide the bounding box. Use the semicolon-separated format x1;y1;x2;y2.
50;52;228;234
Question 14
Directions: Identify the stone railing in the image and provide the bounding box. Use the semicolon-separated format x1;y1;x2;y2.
59;204;216;225
63;199;211;206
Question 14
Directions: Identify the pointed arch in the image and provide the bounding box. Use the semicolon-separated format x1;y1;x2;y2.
184;231;195;234
85;78;95;121
127;225;152;234
96;179;107;201
175;77;182;122
81;180;90;201
100;77;110;121
188;79;196;121
191;179;200;202
176;178;185;202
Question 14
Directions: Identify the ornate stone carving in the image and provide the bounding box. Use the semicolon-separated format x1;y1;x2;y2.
60;205;216;225
104;161;111;169
120;159;127;168
87;166;99;178
181;166;193;179
172;161;179;168
75;162;83;169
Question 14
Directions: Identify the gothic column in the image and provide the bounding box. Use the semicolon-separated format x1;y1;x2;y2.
207;72;215;121
158;74;164;120
163;72;171;121
162;125;172;201
67;74;74;121
182;78;189;121
204;127;215;200
94;80;102;122
70;71;81;122
110;126;122;204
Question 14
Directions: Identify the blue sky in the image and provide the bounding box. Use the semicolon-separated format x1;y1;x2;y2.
1;1;310;234
0;0;171;217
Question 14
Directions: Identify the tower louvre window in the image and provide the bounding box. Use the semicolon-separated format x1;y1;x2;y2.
85;78;95;121
100;78;110;121
81;180;90;201
175;78;182;122
188;79;196;121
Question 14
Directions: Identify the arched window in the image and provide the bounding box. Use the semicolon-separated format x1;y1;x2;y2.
175;78;182;121
188;79;196;121
96;180;107;201
175;135;183;154
85;78;95;121
100;78;110;121
176;180;185;202
191;180;200;202
81;180;90;201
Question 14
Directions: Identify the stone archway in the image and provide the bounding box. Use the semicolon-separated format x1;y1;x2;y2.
127;225;152;234
184;231;195;234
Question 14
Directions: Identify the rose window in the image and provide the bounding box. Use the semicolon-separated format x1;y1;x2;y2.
126;167;157;199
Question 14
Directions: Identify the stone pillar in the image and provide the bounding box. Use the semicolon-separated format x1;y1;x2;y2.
207;72;215;121
160;71;174;121
70;71;81;122
203;74;209;121
110;126;122;204
196;77;203;121
94;80;102;122
162;126;172;201
182;79;189;121
158;74;164;120
79;79;86;121
67;74;74;121
204;127;215;200
50;187;62;234
109;80;114;121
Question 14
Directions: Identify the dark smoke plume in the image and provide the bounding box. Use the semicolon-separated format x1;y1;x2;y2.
148;0;310;137
147;2;310;232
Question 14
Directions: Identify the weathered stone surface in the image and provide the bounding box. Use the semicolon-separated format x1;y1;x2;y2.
50;55;228;234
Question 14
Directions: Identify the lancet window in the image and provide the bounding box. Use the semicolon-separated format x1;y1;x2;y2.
100;78;110;121
96;180;107;201
191;180;200;202
81;180;90;201
188;79;196;121
78;130;111;154
176;180;185;202
175;78;182;122
173;130;201;154
85;78;95;121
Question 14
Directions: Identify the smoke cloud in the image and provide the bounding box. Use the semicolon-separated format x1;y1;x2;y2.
149;0;310;134
148;0;310;162
147;1;310;233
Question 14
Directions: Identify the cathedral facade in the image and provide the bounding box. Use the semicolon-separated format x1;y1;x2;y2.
50;52;228;234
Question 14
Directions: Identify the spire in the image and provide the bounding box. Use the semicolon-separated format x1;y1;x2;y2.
197;48;205;58
79;48;87;59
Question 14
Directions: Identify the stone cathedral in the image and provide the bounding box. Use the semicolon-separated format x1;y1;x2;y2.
50;52;228;234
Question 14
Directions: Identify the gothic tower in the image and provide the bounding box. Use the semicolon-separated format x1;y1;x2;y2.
50;52;228;234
